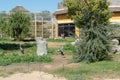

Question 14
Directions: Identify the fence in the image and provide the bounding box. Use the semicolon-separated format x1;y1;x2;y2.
0;12;57;39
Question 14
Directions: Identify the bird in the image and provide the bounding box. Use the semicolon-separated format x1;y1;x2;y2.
57;46;65;58
20;44;24;54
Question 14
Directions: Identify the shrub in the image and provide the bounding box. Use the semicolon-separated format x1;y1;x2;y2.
64;0;111;63
0;53;52;66
48;48;56;55
0;43;52;66
64;44;74;50
0;38;11;42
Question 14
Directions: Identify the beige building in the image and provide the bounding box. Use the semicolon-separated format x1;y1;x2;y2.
54;0;120;38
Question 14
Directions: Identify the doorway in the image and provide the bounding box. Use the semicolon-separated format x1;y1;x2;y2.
58;23;75;37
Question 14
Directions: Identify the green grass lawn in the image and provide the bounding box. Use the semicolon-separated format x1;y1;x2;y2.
46;38;75;42
53;54;120;80
0;43;52;66
0;38;11;42
0;38;75;66
1;38;120;80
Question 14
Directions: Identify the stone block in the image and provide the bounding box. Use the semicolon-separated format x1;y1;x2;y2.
36;37;47;56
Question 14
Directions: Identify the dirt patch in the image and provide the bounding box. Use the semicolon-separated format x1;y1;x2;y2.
41;55;80;71
0;71;66;80
47;42;66;48
94;78;120;80
0;55;79;80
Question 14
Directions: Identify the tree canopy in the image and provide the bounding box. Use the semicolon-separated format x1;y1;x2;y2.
63;0;111;27
63;0;112;62
0;12;9;37
8;11;31;40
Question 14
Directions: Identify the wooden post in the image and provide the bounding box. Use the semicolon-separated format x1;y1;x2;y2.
34;12;37;38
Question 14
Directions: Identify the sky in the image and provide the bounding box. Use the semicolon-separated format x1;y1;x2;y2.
0;0;63;13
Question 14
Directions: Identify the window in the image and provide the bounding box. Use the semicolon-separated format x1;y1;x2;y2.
58;23;75;37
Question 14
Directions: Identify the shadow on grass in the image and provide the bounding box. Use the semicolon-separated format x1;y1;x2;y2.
22;38;35;42
0;43;35;50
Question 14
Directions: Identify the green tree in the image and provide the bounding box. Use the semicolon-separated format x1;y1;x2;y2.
63;0;112;62
0;12;9;37
9;11;31;40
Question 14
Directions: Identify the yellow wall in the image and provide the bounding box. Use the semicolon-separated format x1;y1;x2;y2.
55;24;58;38
56;12;120;24
109;12;120;22
56;13;80;37
56;12;120;38
57;19;73;24
56;13;73;24
75;27;80;38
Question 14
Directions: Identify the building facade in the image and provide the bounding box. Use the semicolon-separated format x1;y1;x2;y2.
54;0;120;38
54;3;79;38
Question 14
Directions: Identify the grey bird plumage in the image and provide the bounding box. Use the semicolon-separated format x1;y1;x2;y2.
20;44;24;54
58;46;64;56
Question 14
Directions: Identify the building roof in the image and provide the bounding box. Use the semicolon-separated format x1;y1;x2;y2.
109;6;120;12
10;5;29;12
58;2;66;9
54;9;67;15
108;0;120;12
108;0;120;6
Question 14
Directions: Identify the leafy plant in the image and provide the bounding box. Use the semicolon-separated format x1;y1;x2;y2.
63;0;112;62
63;44;76;53
0;53;52;66
0;38;11;42
64;44;73;50
48;48;56;55
0;43;52;66
8;11;31;40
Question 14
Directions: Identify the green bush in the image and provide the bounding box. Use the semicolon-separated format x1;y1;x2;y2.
48;48;56;55
0;38;11;42
0;57;12;66
0;43;53;66
0;52;52;66
63;44;76;53
64;44;75;50
63;0;111;63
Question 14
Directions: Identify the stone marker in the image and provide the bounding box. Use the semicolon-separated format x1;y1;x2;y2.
112;39;119;45
36;37;47;56
112;39;120;54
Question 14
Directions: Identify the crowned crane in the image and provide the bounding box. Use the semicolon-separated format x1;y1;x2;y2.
20;44;24;54
58;46;65;58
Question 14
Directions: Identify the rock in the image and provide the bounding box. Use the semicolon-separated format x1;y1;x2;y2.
71;38;80;45
36;37;47;56
111;39;120;54
115;46;120;54
71;42;75;45
112;39;119;45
